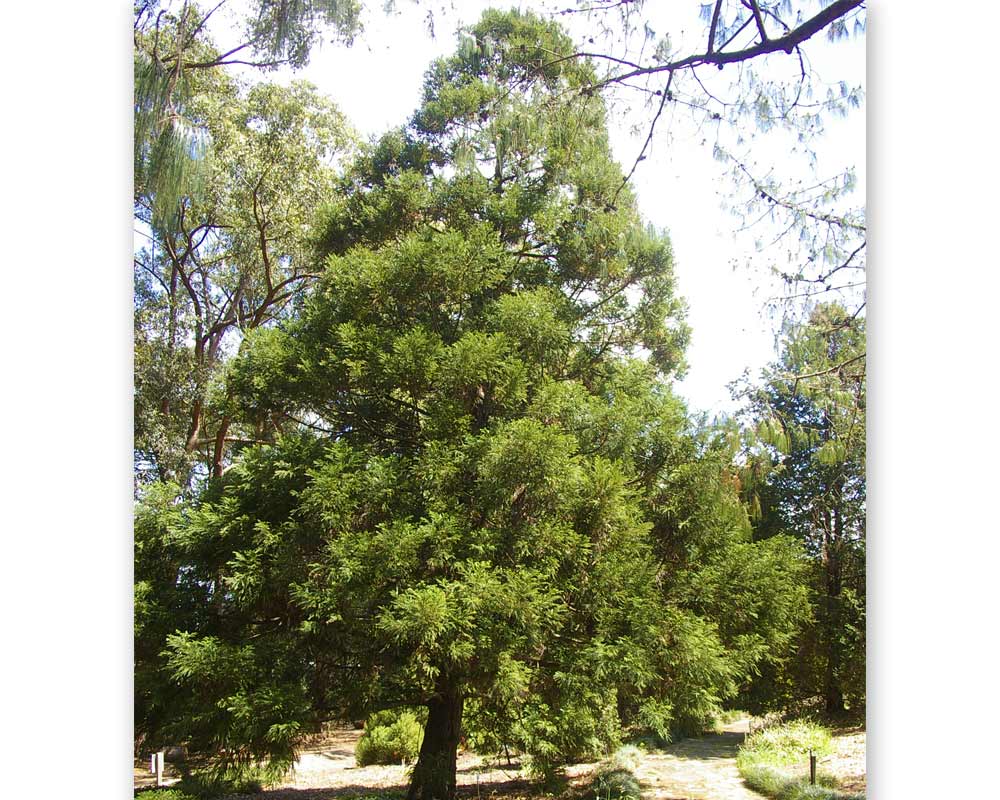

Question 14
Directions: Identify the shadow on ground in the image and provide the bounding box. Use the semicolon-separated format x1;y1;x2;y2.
236;778;541;800
660;730;747;762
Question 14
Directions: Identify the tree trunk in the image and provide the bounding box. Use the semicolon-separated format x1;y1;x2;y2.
185;397;203;452
407;678;464;800
823;503;845;716
212;415;231;479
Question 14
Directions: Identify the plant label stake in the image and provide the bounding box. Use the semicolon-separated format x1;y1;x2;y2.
153;751;164;786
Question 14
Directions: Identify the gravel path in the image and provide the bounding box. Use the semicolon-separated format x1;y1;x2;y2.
629;720;767;800
136;720;770;800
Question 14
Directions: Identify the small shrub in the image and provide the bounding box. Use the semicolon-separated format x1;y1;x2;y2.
625;730;670;751
174;766;267;798
355;709;425;766
716;709;747;725
589;767;642;800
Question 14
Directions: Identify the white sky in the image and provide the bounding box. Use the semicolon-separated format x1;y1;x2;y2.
209;0;866;416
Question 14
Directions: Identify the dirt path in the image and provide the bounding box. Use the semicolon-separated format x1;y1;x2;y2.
281;722;766;800
137;722;767;800
628;720;766;800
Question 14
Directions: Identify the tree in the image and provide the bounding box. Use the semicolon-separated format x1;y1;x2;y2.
134;0;362;229
551;0;867;313
138;10;810;797
134;77;355;486
736;302;865;713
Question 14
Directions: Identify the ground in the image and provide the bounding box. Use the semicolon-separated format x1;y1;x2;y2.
134;719;865;799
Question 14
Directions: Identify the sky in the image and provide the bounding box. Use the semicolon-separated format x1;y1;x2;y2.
206;0;866;417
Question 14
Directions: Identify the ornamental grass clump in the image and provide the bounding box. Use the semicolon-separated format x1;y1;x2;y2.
736;720;863;800
589;767;642;800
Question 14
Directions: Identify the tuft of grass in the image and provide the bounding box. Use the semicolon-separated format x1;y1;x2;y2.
737;720;863;800
608;744;643;773
588;767;642;800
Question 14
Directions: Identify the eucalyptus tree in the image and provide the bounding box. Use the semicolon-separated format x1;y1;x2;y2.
134;77;356;486
134;0;361;228
142;11;810;797
737;303;865;713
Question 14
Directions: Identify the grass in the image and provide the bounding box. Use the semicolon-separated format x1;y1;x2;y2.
736;720;863;800
134;790;199;800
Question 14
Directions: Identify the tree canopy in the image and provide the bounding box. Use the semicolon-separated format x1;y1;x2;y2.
134;10;814;798
135;74;356;486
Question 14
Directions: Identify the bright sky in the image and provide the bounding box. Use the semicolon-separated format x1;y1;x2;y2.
209;0;865;417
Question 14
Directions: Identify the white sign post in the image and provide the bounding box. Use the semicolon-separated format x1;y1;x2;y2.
152;751;164;786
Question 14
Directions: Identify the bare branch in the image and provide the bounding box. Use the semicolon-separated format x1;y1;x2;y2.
707;0;725;54
792;352;866;393
589;0;865;90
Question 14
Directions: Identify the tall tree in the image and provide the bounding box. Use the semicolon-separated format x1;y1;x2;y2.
737;302;865;713
139;10;810;797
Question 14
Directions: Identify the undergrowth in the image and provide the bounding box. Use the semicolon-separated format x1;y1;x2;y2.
737;720;863;800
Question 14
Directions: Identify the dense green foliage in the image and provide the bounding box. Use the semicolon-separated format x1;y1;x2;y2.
737;720;862;800
737;305;865;714
133;10;828;800
134;73;355;486
356;709;426;765
135;789;199;800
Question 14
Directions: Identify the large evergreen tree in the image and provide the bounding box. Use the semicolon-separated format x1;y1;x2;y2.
136;11;810;797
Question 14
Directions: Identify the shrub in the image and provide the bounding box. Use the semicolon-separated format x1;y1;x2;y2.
624;730;670;751
172;765;267;797
355;709;425;766
589;767;642;800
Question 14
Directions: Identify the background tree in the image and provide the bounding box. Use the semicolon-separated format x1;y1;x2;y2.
138;11;810;797
135;0;361;228
736;302;865;714
134;76;355;487
550;0;866;316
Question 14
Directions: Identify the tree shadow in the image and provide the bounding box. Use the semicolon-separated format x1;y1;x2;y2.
249;775;544;800
457;759;525;774
299;748;356;760
252;784;408;799
651;730;746;762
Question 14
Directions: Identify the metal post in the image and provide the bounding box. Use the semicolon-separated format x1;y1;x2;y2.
155;751;165;787
809;749;816;785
